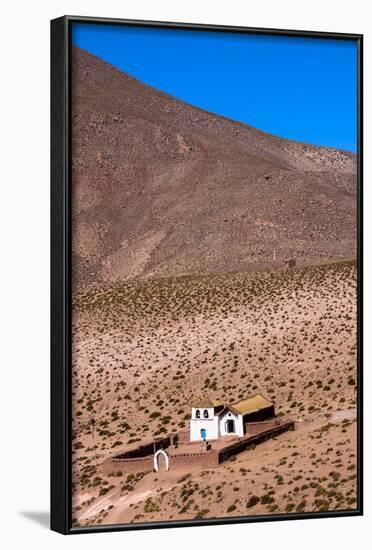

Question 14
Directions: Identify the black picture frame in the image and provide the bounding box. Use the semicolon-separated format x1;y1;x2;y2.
51;15;363;535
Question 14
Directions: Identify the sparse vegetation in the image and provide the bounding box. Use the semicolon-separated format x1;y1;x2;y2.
68;49;357;530
72;261;357;527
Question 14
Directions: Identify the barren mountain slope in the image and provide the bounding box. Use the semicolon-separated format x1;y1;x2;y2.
72;47;357;289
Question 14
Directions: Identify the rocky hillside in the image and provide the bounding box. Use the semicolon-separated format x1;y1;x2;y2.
71;46;357;289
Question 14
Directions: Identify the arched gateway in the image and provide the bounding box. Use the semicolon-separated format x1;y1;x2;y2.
153;449;169;472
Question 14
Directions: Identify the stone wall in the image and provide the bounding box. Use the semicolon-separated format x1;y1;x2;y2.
114;435;171;459
102;418;295;475
102;456;153;475
177;429;190;444
102;449;218;474
170;450;219;469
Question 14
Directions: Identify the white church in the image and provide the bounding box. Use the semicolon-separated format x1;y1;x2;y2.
189;394;275;442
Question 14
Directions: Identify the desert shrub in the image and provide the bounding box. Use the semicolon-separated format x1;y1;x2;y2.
194;509;210;519
296;500;307;512
261;494;275;505
227;504;237;513
99;484;114;496
144;498;160;513
246;495;259;508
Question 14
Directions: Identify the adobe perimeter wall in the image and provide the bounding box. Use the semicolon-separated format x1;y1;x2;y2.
102;449;218;474
169;450;219;469
102;456;153;475
177;429;191;444
102;418;294;474
114;435;171;459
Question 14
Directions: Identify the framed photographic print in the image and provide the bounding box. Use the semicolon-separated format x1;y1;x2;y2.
51;15;363;534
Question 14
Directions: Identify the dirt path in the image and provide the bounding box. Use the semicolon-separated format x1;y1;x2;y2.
78;471;180;523
79;487;154;522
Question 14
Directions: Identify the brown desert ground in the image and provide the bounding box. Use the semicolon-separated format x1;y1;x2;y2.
70;46;358;527
71;261;357;526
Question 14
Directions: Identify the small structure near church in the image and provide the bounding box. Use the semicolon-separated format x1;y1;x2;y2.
189;394;275;442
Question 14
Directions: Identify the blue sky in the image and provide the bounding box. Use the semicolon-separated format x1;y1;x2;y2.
72;23;358;152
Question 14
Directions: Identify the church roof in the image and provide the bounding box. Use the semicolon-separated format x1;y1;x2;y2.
230;394;272;416
192;397;222;408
